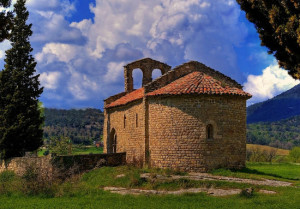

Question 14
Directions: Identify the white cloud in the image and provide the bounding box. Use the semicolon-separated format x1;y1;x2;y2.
27;0;259;108
30;12;86;44
104;62;126;83
27;0;75;15
39;71;61;89
68;72;98;100
244;63;300;104
36;43;81;63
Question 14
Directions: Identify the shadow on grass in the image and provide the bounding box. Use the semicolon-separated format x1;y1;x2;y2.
231;167;298;181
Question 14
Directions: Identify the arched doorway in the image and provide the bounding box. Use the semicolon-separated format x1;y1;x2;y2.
109;128;117;153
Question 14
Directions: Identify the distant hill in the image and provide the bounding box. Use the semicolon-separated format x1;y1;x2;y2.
247;84;300;123
247;114;300;149
43;108;104;144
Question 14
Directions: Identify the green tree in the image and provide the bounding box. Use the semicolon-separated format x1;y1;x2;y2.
289;146;300;162
0;0;13;42
0;0;43;159
236;0;300;79
49;136;72;155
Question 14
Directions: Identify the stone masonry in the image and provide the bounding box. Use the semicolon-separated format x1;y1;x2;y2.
103;58;251;172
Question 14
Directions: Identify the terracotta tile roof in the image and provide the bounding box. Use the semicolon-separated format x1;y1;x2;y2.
105;71;251;108
105;88;144;108
147;71;251;97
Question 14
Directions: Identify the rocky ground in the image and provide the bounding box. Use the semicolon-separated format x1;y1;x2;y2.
103;172;291;196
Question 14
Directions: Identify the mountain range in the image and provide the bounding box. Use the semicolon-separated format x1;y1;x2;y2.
246;84;300;149
247;84;300;123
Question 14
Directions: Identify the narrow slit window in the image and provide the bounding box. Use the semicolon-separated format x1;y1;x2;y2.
124;115;126;128
136;113;138;128
206;124;213;139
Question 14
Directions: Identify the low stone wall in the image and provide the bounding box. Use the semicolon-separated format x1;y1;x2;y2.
0;152;126;180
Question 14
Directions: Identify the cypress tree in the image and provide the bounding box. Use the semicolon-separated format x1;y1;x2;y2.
0;0;43;159
236;0;300;79
0;0;13;42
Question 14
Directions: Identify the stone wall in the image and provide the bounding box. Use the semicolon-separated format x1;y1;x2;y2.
103;100;146;164
0;153;126;179
0;155;53;179
148;95;246;172
104;94;247;172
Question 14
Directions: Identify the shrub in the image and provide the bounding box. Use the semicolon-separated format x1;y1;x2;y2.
240;187;254;198
246;147;277;162
0;171;22;195
0;171;15;183
289;147;300;163
21;165;56;196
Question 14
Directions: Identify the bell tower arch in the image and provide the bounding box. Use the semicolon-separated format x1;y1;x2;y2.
124;58;171;92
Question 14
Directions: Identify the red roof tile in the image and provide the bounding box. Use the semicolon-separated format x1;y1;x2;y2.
147;72;251;97
105;71;251;108
105;88;144;108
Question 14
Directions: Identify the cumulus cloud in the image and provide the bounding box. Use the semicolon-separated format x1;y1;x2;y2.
39;71;61;89
104;62;126;83
244;63;300;104
30;12;86;44
23;0;265;108
36;43;81;63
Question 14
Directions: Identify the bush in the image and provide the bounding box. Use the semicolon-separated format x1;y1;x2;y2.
0;171;15;183
49;136;72;155
289;147;300;163
0;171;21;195
246;148;277;162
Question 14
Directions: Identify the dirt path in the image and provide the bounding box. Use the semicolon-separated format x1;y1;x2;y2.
104;186;277;196
104;186;242;196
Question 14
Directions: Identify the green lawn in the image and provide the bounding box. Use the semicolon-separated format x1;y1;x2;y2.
38;146;103;156
211;162;300;182
0;163;300;209
71;146;103;155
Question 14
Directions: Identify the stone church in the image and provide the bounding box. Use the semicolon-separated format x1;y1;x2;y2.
103;58;251;172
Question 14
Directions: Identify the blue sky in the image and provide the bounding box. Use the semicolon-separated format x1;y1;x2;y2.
0;0;299;110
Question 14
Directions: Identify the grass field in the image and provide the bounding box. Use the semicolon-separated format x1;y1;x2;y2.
246;144;289;155
71;146;103;155
38;145;103;156
0;163;300;209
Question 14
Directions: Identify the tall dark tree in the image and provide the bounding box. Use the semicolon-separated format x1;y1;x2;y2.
0;0;43;159
236;0;300;79
0;0;13;42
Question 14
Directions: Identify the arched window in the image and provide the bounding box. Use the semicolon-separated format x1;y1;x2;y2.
152;69;162;80
132;68;143;89
206;124;213;139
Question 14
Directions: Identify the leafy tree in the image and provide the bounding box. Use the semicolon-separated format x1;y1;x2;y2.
49;136;72;155
236;0;300;79
0;0;13;42
0;0;43;159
